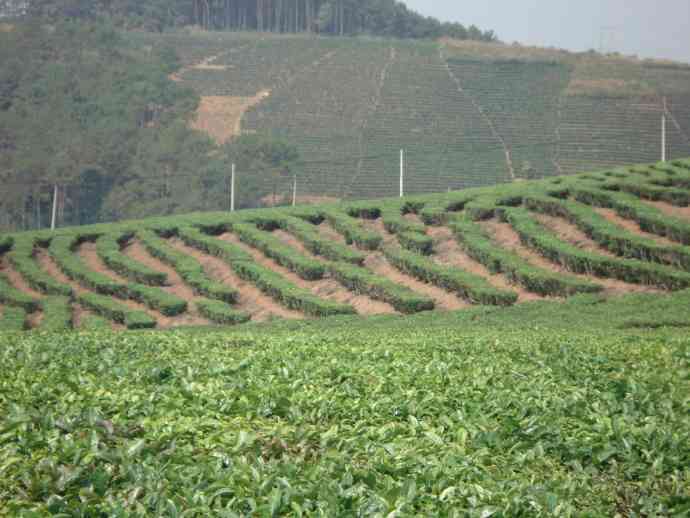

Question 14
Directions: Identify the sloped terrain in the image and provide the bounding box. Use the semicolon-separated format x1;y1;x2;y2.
132;32;690;200
2;158;690;332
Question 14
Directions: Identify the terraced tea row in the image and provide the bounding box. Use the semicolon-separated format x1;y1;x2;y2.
1;158;689;331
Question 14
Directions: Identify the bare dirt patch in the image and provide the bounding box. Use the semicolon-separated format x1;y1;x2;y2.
532;213;618;258
124;241;211;327
481;219;658;295
594;208;678;246
191;90;271;144
427;226;542;303
220;232;399;315
168;238;303;321
271;229;397;316
645;200;690;221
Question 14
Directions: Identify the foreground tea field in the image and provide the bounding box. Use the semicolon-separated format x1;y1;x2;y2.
2;159;690;332
1;295;689;515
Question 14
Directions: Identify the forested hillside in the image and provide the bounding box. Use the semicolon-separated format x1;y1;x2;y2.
0;0;496;40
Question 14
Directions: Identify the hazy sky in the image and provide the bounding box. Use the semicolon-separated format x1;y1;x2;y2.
403;0;690;63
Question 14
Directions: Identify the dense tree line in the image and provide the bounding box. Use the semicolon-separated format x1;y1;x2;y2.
0;20;300;230
1;0;496;40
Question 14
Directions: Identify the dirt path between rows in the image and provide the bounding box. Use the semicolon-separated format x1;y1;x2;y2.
645;200;690;221
271;229;397;315
481;219;658;295
34;249;120;330
77;243;181;328
532;213;618;258
594;208;678;246
124;241;211;327
168;238;303;322
353;219;470;311
0;257;44;328
427;226;543;303
220;232;402;314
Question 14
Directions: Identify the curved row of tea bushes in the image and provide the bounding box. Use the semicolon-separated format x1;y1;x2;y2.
0;306;26;331
571;186;690;245
0;273;40;313
96;232;167;286
50;235;187;316
178;227;355;317
195;299;251;325
77;292;156;329
380;210;434;255
604;180;690;207
524;195;690;271
231;223;326;280
7;237;73;297
503;208;690;290
328;262;434;314
39;296;73;332
450;218;603;296
322;210;382;250
138;230;239;304
383;247;518;306
281;216;365;265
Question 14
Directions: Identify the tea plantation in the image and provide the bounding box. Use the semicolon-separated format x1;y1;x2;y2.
1;159;690;514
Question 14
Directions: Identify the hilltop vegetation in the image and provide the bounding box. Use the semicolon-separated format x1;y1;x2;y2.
2;158;690;332
1;0;496;40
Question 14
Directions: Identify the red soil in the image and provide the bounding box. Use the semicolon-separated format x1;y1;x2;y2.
168;238;303;322
481;219;658;295
427;226;542;303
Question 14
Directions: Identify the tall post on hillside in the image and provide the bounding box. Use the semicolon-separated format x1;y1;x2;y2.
292;174;297;207
230;163;236;212
400;149;404;198
661;97;667;163
50;184;58;231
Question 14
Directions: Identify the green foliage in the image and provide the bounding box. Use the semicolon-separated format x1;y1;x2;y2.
383;247;518;306
232;261;355;317
572;186;690;245
0;235;12;254
328;262;434;314
179;226;355;317
0;305;26;331
77;292;156;329
39;297;72;332
195;299;250;326
50;233;187;315
96;232;167;286
49;235;128;297
223;135;301;210
0;273;39;312
0;311;687;514
139;230;239;303
7;238;73;297
126;283;187;317
504;207;690;290
323;210;382;250
524;194;690;271
451;218;603;296
282;216;365;265
77;314;111;331
232;223;326;280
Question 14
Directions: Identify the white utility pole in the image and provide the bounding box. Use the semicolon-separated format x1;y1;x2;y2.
292;174;297;207
230;163;236;212
50;184;58;231
399;149;404;198
661;98;667;163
